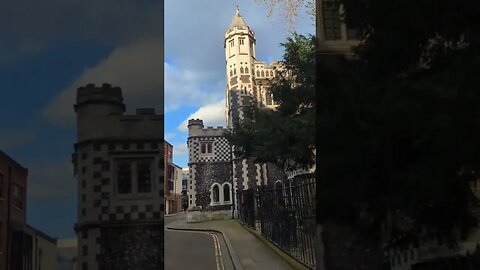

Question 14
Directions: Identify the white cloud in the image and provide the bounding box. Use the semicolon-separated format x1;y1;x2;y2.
165;63;224;111
177;99;226;132
165;133;176;140
42;38;164;126
173;143;188;156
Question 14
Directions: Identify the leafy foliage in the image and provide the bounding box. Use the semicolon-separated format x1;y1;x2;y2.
319;0;480;252
225;33;316;171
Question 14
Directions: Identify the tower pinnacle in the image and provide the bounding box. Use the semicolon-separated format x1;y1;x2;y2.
229;5;247;29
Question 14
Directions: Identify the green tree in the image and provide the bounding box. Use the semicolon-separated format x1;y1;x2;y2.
225;33;316;171
319;0;480;268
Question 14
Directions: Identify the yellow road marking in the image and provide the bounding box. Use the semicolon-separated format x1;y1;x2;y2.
166;228;226;270
211;233;225;270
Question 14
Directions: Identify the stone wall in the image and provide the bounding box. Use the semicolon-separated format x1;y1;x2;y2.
194;162;232;209
99;224;163;270
187;209;232;223
266;162;287;187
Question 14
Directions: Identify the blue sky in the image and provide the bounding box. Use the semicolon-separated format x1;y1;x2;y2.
0;0;313;240
164;0;315;169
0;0;163;239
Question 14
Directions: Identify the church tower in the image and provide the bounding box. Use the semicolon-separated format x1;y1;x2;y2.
224;7;257;128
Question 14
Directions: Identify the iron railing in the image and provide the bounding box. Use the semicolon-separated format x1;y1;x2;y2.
238;188;257;229
258;176;316;269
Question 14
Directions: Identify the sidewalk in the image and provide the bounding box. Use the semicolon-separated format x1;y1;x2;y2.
167;218;295;270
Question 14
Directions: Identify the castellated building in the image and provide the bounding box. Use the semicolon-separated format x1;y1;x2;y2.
72;83;164;270
187;8;287;221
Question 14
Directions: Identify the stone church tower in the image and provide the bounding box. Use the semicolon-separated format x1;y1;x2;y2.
73;84;164;270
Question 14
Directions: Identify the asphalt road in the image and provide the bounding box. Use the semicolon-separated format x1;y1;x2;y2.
165;214;234;270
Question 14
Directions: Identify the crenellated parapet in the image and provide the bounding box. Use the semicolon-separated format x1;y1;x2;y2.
74;83;125;113
75;83;162;142
188;119;227;138
119;108;162;122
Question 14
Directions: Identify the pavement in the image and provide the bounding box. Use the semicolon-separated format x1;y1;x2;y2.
165;213;235;270
166;213;295;270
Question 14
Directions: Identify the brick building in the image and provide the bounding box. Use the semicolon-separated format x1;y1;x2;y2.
0;151;57;270
0;150;28;270
73;83;164;270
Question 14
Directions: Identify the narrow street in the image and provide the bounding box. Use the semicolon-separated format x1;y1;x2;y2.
165;213;234;270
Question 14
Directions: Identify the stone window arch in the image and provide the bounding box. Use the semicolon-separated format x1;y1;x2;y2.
240;67;244;74
211;183;221;205
230;70;233;76
256;71;260;77
270;70;273;77
261;70;265;77
234;68;237;75
266;90;273;105
222;183;232;203
245;67;249;74
274;180;283;190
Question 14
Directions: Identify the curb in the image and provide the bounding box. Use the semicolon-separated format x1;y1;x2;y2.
164;212;187;217
238;222;312;270
166;225;244;270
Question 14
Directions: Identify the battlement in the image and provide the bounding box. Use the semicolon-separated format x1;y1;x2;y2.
188;119;226;137
188;119;204;127
254;61;282;69
204;126;225;131
119;108;162;122
75;83;125;112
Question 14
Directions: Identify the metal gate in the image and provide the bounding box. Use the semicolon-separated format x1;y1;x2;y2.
258;176;316;269
238;188;256;229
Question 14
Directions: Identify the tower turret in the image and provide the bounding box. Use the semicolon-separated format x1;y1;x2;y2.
187;119;204;137
225;7;257;128
74;83;126;142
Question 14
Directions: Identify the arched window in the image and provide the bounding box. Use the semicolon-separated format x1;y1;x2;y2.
233;68;237;75
270;70;273;77
240;67;244;74
266;90;273;105
275;181;283;190
256;71;260;77
223;184;231;202
230;70;233;76
212;185;220;203
245;67;249;74
261;70;265;77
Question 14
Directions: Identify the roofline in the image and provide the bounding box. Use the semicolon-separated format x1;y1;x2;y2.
0;150;28;172
26;224;57;244
172;163;182;169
